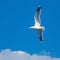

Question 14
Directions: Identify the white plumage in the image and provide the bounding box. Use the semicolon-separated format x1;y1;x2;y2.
29;5;45;41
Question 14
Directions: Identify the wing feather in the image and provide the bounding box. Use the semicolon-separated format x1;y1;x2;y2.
37;29;44;41
34;5;42;24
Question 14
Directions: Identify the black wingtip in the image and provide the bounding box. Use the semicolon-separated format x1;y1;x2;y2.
39;36;44;42
37;5;42;12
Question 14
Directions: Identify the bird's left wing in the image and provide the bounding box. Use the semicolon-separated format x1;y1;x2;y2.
37;29;44;41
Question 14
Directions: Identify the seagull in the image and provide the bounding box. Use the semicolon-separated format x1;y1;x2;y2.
29;5;45;41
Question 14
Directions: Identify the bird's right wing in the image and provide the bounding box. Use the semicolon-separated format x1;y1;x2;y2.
34;5;42;24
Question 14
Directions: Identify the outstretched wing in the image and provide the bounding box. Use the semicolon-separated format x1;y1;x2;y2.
37;29;44;41
34;5;42;24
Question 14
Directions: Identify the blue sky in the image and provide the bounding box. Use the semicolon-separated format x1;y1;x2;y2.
0;0;60;58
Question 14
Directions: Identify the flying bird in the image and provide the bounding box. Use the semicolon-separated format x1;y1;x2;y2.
29;5;45;41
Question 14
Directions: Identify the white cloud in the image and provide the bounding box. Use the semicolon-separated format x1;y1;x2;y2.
0;49;60;60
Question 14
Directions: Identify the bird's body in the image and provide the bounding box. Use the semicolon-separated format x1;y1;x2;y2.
29;5;45;41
